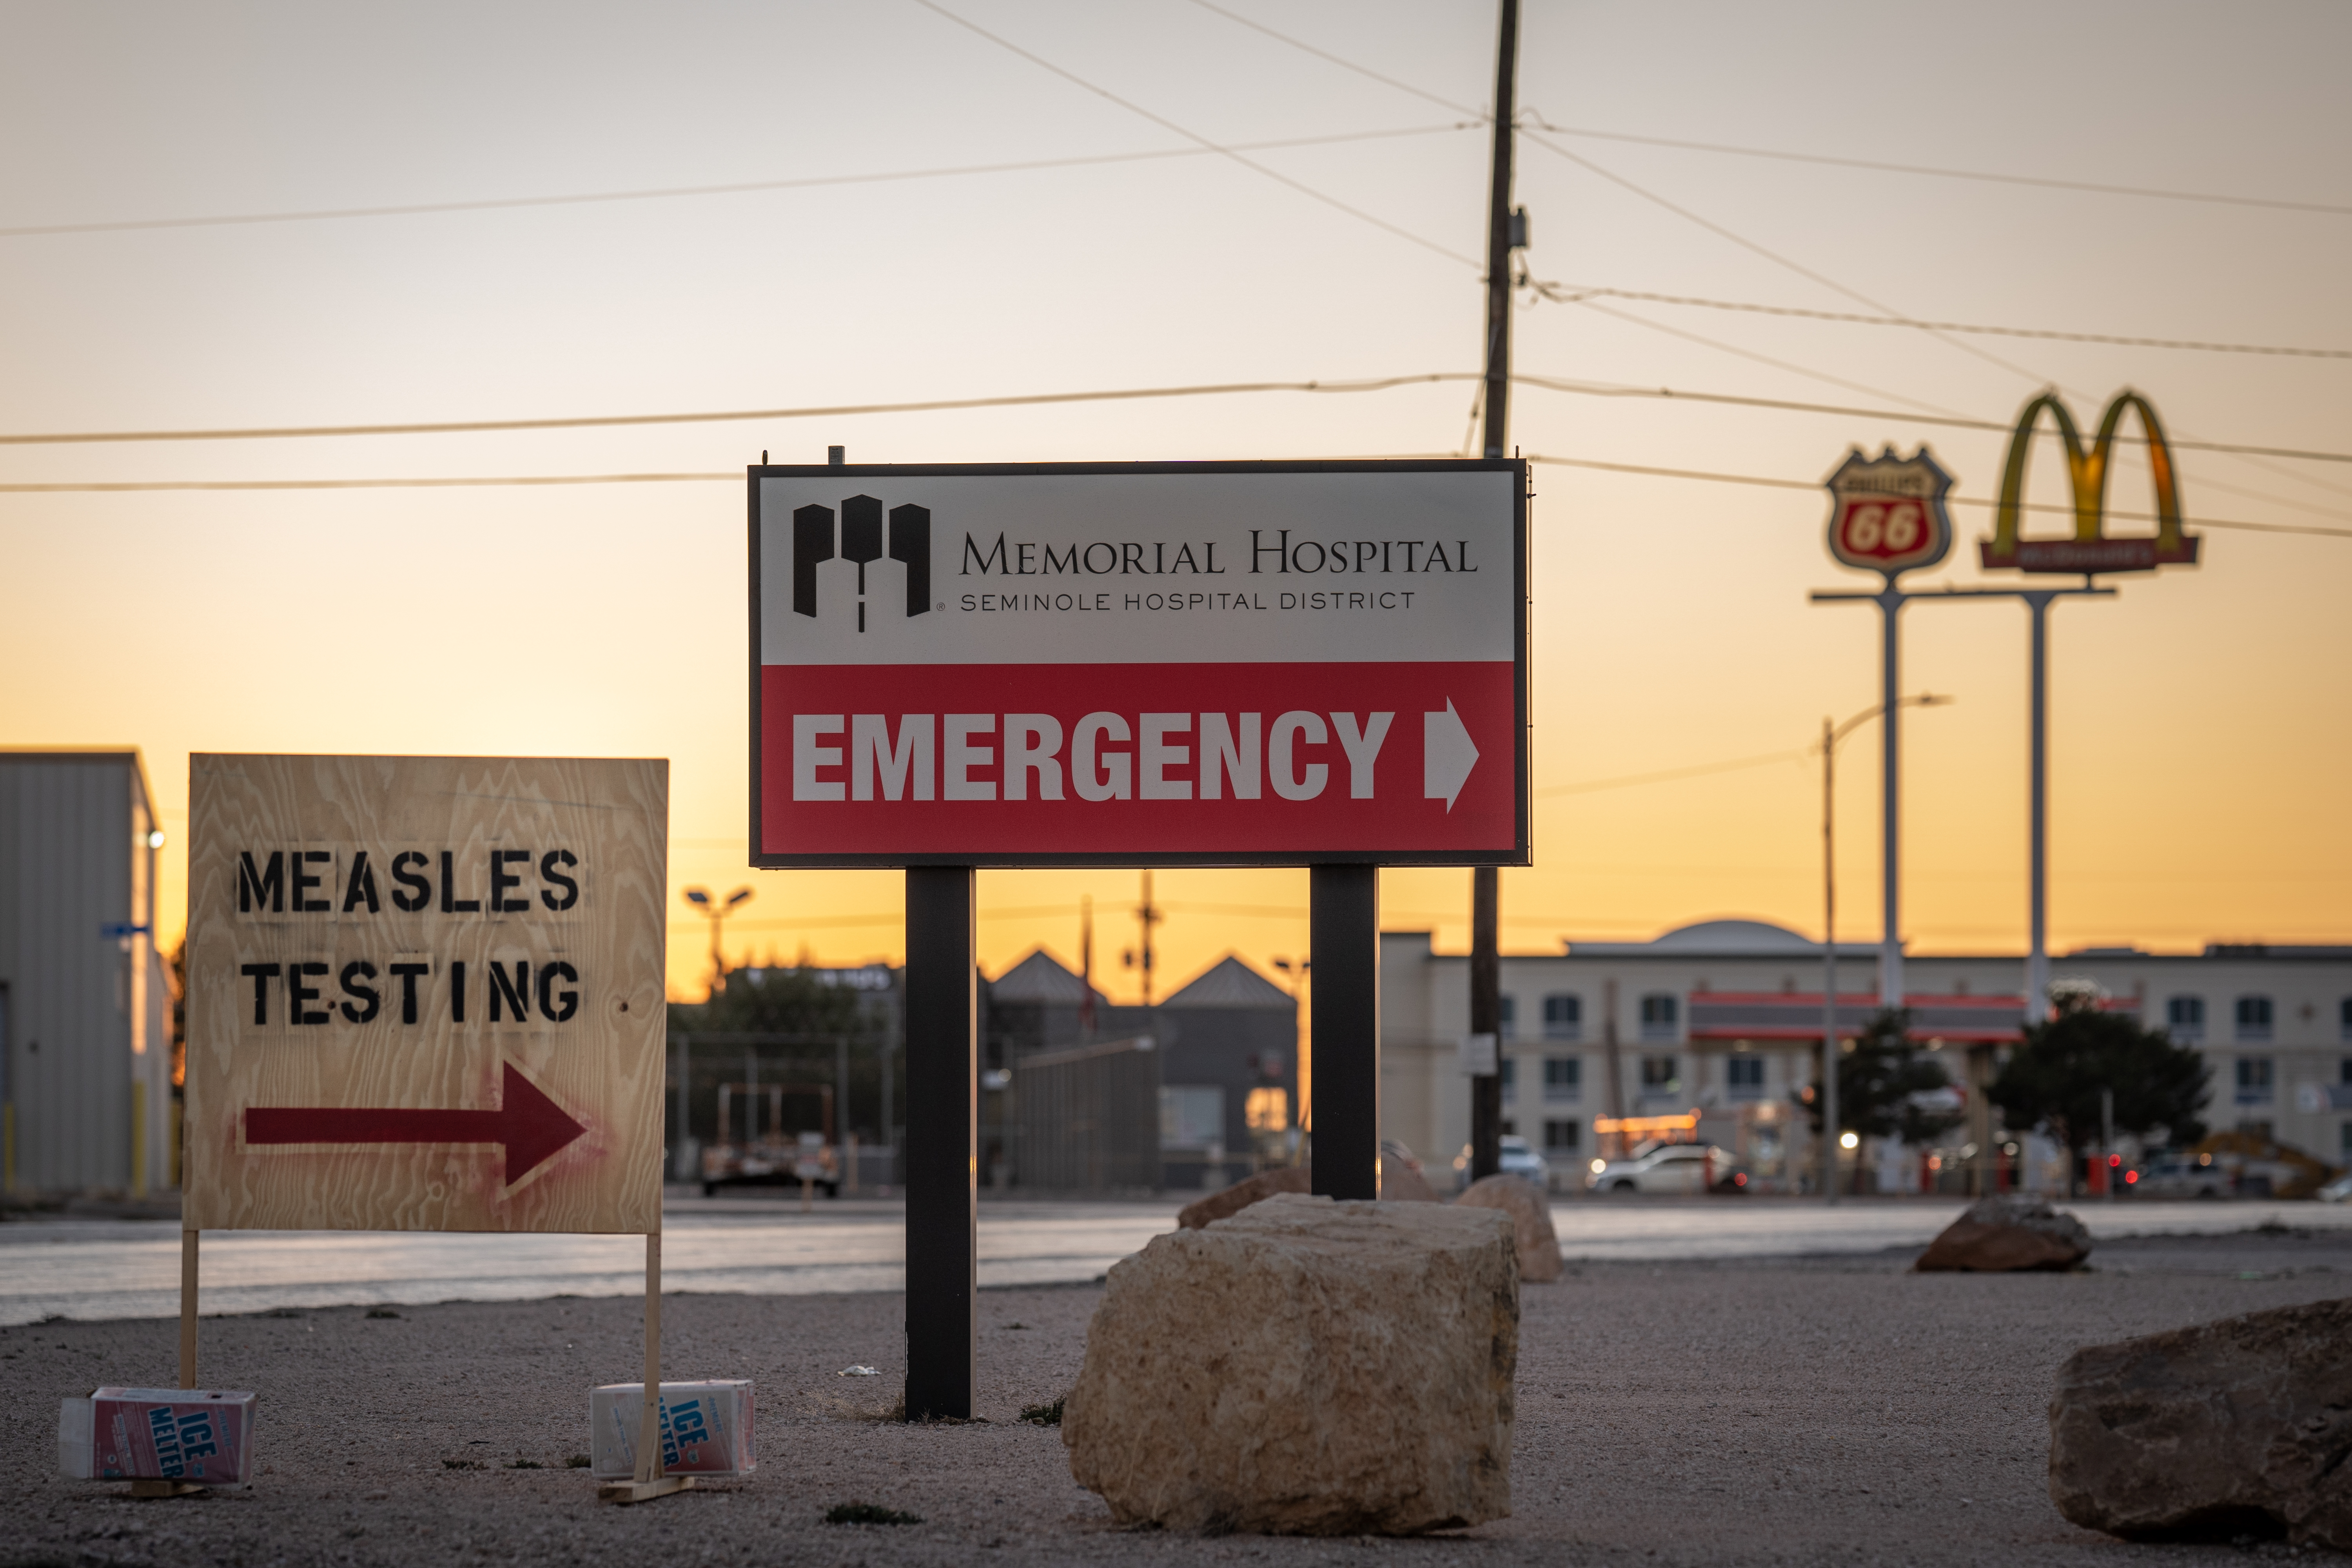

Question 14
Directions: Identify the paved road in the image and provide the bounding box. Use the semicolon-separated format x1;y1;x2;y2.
5;1194;2347;1325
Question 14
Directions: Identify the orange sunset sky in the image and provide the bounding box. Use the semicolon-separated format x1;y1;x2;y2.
3;1;2346;1006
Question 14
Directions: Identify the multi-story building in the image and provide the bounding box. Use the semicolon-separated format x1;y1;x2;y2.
1380;918;2352;1188
1;748;176;1196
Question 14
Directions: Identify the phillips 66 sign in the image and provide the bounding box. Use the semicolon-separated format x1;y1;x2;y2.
749;460;1529;867
1824;445;1954;581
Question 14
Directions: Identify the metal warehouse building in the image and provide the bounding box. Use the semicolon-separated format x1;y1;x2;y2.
1;749;174;1195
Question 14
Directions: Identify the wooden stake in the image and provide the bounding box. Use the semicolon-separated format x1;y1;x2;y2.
599;1231;691;1504
637;1232;661;1483
179;1229;198;1389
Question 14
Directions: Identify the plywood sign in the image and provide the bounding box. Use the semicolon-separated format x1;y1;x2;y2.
184;755;667;1233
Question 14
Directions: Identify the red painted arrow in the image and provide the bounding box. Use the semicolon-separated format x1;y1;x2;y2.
243;1062;588;1186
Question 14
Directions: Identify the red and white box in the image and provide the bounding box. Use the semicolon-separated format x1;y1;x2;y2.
58;1388;257;1483
590;1381;754;1479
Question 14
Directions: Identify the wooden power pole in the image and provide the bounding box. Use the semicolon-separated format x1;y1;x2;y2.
1468;0;1521;1183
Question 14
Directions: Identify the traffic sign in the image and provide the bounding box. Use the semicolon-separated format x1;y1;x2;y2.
183;755;668;1233
749;460;1530;868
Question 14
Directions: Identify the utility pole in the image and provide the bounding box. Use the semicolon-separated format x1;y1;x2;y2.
1132;871;1163;1008
1468;0;1521;1184
1078;895;1097;1038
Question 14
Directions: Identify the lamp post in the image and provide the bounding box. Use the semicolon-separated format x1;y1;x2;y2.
682;886;755;990
1819;693;1952;1202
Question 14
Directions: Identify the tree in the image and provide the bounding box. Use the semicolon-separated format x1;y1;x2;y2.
671;966;876;1041
1797;1007;1964;1149
1989;990;2210;1197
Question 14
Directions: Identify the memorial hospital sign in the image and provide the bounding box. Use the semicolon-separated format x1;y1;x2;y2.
750;461;1529;867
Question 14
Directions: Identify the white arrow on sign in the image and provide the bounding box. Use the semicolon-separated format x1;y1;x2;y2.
1423;700;1479;812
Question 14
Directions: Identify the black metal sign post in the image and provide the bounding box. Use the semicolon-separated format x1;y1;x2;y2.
903;865;976;1420
1309;865;1379;1202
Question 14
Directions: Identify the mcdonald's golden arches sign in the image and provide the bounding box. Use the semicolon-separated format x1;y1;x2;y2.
1980;390;2201;575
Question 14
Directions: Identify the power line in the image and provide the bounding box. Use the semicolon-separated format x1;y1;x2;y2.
908;0;1479;269
7;369;2350;468
1181;0;1480;117
1187;0;2068;394
12;450;2343;539
0;373;1465;446
1515;127;2050;391
1543;284;2352;361
1519;118;2352;220
1533;750;1811;798
1524;452;2352;539
0;123;1475;240
1178;4;2352;220
1566;296;1969;418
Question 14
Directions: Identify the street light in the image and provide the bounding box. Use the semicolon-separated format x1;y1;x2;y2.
683;885;755;989
1818;692;1953;1203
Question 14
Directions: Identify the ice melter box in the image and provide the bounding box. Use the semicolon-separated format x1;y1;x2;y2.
59;1388;257;1483
590;1381;753;1480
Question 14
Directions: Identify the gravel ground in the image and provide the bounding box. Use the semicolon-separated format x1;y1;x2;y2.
2;1228;2347;1567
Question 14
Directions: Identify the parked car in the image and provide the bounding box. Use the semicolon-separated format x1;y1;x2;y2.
702;1130;839;1198
1585;1141;1746;1194
2131;1153;2231;1200
2315;1172;2352;1204
1448;1134;1550;1189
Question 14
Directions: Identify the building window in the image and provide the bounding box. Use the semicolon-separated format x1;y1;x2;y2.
1244;1087;1289;1131
1497;994;1517;1042
2236;996;2274;1042
1543;1119;1581;1156
1726;1056;1766;1100
2341;998;2352;1042
1160;1085;1225;1150
1542;993;1582;1040
2166;995;2205;1042
1639;1055;1681;1096
1500;1056;1517;1103
2236;1056;2274;1106
1639;993;1680;1042
2343;1122;2352;1162
1543;1056;1581;1102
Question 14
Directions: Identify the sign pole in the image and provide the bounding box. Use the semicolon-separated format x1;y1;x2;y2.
904;864;976;1420
2025;589;2055;1020
1308;866;1379;1202
1877;588;1904;1009
178;1229;198;1387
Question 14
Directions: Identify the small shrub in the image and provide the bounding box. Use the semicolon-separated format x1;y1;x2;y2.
1020;1397;1065;1427
441;1458;481;1471
508;1459;542;1469
826;1502;921;1526
365;1307;402;1320
565;1455;591;1469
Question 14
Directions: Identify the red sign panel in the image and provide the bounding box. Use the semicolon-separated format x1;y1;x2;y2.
750;462;1528;867
1823;446;1954;581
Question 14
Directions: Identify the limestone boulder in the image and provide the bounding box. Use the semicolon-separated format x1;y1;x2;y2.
2048;1297;2352;1547
1177;1166;1312;1230
1065;1193;1517;1535
1914;1194;2090;1272
1453;1175;1563;1282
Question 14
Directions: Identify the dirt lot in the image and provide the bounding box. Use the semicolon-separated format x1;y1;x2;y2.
3;1228;2346;1567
